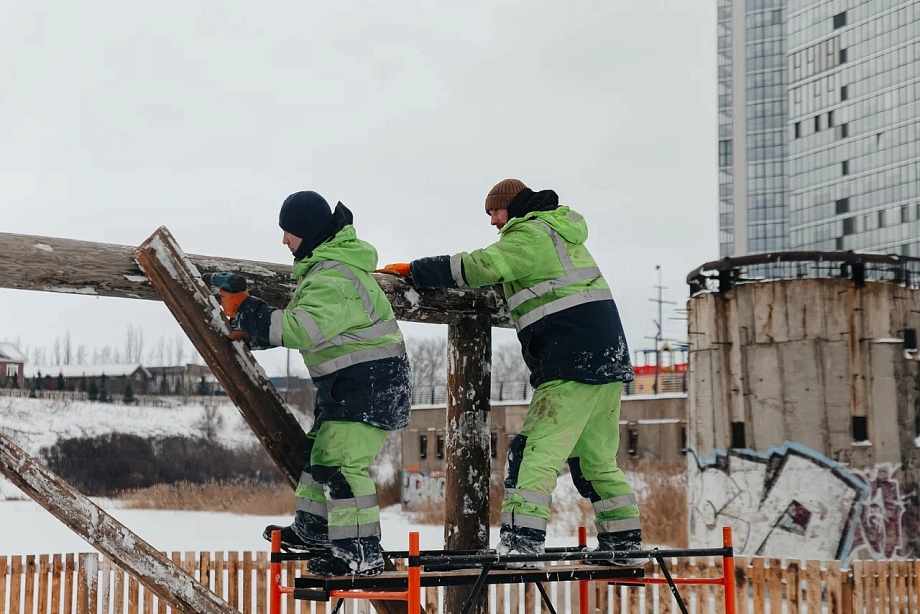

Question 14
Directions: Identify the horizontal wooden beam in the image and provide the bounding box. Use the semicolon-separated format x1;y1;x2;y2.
0;431;239;614
0;231;512;327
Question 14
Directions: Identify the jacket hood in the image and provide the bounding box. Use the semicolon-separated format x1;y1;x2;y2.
291;225;379;278
501;205;588;245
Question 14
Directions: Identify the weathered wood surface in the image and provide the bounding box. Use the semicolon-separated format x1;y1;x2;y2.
135;226;421;614
0;230;512;327
444;315;492;614
0;432;239;614
134;226;309;487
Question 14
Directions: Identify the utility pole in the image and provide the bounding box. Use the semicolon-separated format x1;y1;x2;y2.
645;265;676;394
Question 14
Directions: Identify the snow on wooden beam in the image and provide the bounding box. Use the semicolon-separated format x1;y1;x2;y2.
134;227;309;488
0;432;239;614
0;231;512;327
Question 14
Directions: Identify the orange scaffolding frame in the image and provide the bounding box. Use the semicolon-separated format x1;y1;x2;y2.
270;527;737;614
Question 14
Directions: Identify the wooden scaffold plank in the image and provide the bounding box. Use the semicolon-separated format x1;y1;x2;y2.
0;432;239;614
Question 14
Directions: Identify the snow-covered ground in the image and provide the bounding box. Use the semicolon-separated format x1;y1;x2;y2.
0;499;599;557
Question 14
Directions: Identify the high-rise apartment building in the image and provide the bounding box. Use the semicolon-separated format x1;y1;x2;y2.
719;0;790;258
718;0;920;258
787;0;920;255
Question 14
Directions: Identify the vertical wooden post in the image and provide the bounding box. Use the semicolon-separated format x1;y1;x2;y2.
444;315;492;614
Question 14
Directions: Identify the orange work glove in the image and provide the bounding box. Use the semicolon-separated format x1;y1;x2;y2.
220;289;250;318
375;263;411;276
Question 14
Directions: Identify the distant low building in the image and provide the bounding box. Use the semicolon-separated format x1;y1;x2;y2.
147;364;222;396
402;391;687;508
24;363;152;397
0;343;26;389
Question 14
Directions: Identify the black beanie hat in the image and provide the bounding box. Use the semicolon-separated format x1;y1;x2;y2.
279;191;354;260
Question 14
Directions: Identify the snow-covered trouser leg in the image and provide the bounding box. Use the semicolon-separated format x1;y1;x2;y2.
309;420;388;575
565;381;640;538
503;381;640;542
292;430;331;547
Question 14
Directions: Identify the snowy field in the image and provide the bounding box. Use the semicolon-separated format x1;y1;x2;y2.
0;500;597;557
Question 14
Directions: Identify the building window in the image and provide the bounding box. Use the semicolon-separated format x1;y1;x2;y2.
836;198;849;214
841;85;848;100
731;422;746;449
680;426;687;456
878;210;885;228
836;237;845;250
839;48;847;64
772;10;781;25
627;428;639;458
814;116;821;132
852;416;868;443
833;11;846;29
902;205;911;223
843;217;856;235
490;432;498;459
840;123;849;138
718;140;732;168
419;435;428;460
6;364;17;378
794;122;801;139
436;434;445;460
841;161;849;176
828;111;834;128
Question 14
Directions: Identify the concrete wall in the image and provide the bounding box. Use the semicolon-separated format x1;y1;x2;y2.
688;278;920;561
402;394;688;507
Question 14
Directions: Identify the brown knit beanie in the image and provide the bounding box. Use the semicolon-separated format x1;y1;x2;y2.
485;179;527;214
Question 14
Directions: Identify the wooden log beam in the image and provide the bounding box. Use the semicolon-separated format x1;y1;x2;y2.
134;227;309;488
443;315;492;614
0;432;239;614
0;231;512;327
135;227;424;614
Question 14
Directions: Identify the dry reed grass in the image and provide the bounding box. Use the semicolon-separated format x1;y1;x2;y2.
120;481;295;515
120;476;406;516
406;461;688;547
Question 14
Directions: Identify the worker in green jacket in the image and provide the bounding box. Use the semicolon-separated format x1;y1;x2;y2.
214;191;411;576
379;179;641;567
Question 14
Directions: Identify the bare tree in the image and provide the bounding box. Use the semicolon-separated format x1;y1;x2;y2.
406;336;447;389
124;325;144;363
62;331;73;365
492;342;529;382
74;344;87;365
171;333;186;366
192;405;225;442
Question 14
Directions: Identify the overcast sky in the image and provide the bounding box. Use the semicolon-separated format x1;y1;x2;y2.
1;1;717;377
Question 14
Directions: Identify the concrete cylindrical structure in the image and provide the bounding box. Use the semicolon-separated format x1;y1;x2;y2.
687;264;920;562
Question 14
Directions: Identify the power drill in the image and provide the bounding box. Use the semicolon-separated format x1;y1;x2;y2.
201;272;247;293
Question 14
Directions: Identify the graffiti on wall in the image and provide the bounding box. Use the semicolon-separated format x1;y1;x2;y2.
850;464;910;560
689;442;869;561
690;442;914;561
402;469;445;506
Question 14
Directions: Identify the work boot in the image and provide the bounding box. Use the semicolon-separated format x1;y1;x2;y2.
588;530;645;567
308;536;385;577
263;512;331;552
495;526;545;569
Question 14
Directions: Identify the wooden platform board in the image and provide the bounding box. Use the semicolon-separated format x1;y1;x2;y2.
294;564;644;595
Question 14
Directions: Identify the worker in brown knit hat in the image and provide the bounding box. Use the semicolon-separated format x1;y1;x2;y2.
378;179;641;568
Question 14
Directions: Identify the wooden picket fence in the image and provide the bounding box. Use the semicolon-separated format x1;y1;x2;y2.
1;552;917;614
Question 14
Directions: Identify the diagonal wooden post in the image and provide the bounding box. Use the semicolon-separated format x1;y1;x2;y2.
134;226;308;487
135;226;423;614
444;315;492;614
0;432;239;614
